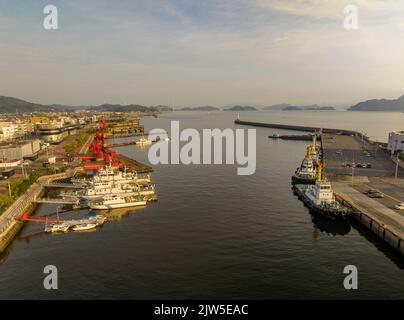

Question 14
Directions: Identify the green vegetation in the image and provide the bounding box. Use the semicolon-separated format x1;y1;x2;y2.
64;133;90;153
0;171;40;215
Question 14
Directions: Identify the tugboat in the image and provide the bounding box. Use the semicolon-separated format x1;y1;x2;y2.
293;163;350;220
292;145;317;184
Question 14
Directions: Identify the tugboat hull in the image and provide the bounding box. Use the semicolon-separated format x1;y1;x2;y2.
291;175;316;185
293;184;350;220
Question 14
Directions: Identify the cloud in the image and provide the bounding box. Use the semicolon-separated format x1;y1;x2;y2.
250;0;404;19
0;0;404;106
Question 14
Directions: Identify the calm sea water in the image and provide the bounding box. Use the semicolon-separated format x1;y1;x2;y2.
0;111;404;299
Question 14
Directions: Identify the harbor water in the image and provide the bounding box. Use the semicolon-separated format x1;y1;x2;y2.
0;111;404;299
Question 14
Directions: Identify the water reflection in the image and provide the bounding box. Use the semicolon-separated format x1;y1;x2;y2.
350;219;404;270
310;212;351;236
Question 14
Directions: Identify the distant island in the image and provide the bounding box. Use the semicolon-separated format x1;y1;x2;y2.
263;104;290;110
0;95;173;113
348;95;404;111
224;105;257;111
179;106;220;111
264;104;335;111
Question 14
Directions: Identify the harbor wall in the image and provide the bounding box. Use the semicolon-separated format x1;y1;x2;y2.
234;119;388;147
0;170;75;254
337;197;404;255
234;119;357;135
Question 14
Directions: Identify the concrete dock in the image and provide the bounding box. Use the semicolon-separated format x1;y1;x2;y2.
0;170;76;253
322;132;404;254
236;119;404;255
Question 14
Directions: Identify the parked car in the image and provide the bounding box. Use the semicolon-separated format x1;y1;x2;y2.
366;163;372;168
394;203;404;210
367;191;384;198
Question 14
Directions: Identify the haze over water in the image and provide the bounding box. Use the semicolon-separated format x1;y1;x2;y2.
0;111;403;299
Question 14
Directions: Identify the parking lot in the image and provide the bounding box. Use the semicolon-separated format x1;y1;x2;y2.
322;133;400;178
323;133;404;219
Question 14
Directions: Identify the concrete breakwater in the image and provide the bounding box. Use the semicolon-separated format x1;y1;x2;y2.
0;170;76;254
234;119;357;135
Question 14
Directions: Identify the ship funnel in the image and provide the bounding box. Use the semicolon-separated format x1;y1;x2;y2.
317;162;323;181
306;145;311;160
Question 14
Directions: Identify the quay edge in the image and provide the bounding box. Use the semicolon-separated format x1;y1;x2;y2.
235;119;404;255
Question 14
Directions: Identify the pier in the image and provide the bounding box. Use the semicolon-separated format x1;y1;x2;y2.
0;169;77;253
236;119;404;255
43;182;85;189
33;198;80;205
235;119;357;135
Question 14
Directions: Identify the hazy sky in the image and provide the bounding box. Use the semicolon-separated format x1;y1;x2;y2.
0;0;403;107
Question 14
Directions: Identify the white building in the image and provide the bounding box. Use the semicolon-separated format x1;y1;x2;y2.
0;124;18;140
387;131;404;154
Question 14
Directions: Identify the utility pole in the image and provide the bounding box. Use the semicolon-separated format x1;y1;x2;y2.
8;181;11;198
395;152;400;179
351;151;355;187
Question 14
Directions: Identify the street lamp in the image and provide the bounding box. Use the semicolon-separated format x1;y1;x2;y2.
395;151;401;179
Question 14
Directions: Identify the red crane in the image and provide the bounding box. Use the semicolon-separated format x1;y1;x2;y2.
17;212;58;223
82;118;125;170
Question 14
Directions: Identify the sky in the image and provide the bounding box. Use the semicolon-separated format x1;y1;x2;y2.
0;0;403;108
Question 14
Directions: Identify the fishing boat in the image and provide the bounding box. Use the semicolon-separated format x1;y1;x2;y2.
293;163;350;220
292;145;317;184
89;195;147;210
137;137;152;146
72;223;98;231
44;222;70;233
82;213;108;225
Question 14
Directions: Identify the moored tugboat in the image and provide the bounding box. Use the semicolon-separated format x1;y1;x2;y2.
292;145;317;184
293;163;350;220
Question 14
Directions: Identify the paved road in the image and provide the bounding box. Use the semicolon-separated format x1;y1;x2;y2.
333;182;404;239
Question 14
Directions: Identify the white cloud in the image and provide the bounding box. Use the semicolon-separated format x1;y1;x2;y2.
250;0;404;18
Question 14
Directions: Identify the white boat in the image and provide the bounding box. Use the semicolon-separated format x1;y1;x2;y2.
88;215;107;225
44;223;70;233
62;182;155;200
137;137;152;146
72;166;151;186
89;195;147;210
72;223;98;231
